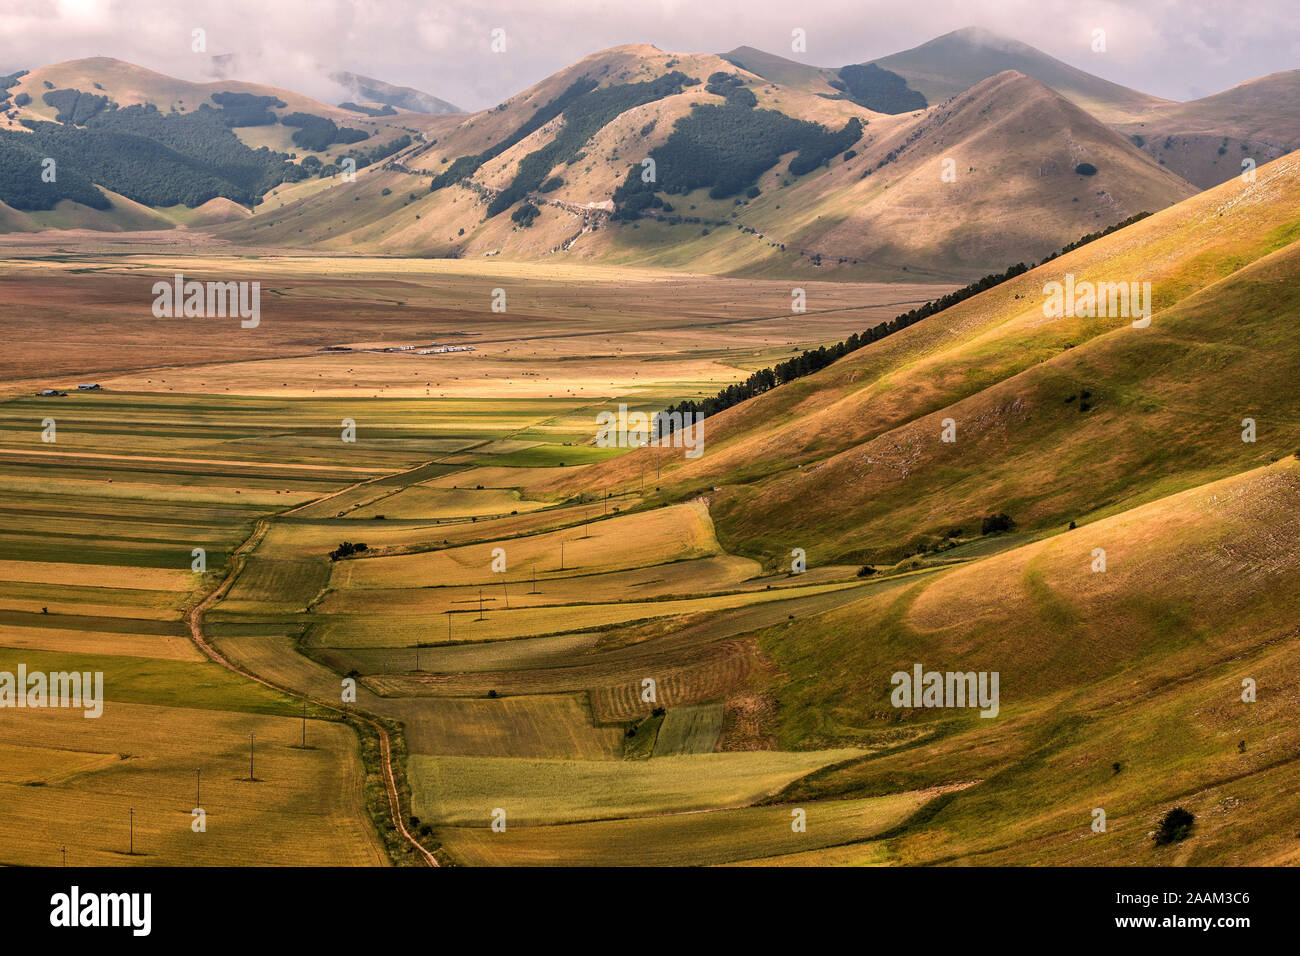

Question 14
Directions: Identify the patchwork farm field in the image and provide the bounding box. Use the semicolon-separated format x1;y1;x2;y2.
0;252;952;867
6;159;1299;869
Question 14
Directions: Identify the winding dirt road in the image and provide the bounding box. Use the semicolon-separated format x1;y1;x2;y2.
184;464;441;867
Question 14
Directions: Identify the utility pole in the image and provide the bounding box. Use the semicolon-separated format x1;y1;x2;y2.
447;610;452;641
249;733;255;781
531;566;538;594
503;579;509;609
414;642;420;672
561;541;565;571
478;588;484;621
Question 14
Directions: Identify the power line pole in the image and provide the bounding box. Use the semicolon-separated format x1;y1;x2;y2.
531;566;538;594
502;579;509;609
249;733;255;781
478;588;484;621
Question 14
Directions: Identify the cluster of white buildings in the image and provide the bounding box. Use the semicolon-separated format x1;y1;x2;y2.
365;343;476;355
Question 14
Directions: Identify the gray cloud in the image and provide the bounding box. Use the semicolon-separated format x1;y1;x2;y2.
0;0;1294;110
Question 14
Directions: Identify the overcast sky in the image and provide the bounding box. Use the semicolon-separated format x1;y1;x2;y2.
1;0;1295;111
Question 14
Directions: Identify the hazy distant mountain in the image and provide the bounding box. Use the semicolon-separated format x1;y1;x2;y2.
868;26;1169;122
720;46;839;94
330;71;463;114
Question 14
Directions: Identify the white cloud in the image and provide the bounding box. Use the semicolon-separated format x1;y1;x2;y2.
0;0;1293;109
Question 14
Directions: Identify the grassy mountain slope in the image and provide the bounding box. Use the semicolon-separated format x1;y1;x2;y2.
218;45;876;263
865;28;1300;190
0;57;457;229
1114;70;1300;188
651;69;1195;279
0;186;176;231
754;458;1300;864
549;151;1300;563
9;57;424;142
532;151;1300;865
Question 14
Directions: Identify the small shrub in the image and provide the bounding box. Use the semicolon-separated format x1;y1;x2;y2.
329;541;368;560
511;202;540;227
1153;807;1195;845
981;513;1015;535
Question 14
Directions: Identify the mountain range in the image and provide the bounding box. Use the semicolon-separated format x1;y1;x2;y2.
1;27;1297;280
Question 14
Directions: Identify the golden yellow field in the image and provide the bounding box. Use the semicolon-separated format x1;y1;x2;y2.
0;702;384;866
